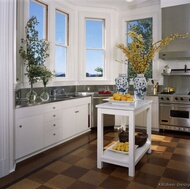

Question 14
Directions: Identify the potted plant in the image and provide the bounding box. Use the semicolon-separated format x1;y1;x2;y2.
39;66;54;101
116;26;188;99
19;16;51;103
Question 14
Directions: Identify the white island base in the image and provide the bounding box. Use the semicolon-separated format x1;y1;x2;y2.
96;100;152;177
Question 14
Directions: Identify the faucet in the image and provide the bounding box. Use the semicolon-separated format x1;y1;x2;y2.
51;88;68;98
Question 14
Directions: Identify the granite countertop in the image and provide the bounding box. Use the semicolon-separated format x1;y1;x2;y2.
15;94;92;109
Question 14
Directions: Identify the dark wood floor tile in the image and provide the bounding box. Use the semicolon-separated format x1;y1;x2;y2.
165;146;175;153
37;185;52;189
44;174;76;189
100;175;130;189
67;180;97;189
163;168;189;182
87;151;97;160
60;154;82;164
171;153;190;163
177;142;190;149
92;163;118;175
27;169;57;184
133;172;161;188
79;170;108;186
147;156;169;167
61;165;88;179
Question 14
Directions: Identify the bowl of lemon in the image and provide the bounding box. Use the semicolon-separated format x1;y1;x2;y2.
109;93;134;102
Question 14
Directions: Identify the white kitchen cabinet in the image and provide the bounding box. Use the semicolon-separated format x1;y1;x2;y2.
61;98;91;140
62;106;77;139
135;96;159;129
15;106;44;159
76;104;89;133
44;103;62;146
15;97;91;161
146;96;159;129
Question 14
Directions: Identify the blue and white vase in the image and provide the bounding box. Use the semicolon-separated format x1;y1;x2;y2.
133;74;147;100
115;74;129;95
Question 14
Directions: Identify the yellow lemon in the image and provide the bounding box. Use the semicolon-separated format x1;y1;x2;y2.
125;147;129;152
127;97;134;102
121;96;127;101
113;93;120;98
114;95;121;101
109;97;114;101
125;93;131;98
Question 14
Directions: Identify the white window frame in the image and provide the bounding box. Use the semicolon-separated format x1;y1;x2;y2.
78;12;112;84
85;18;105;78
55;9;69;78
54;3;75;83
120;11;160;81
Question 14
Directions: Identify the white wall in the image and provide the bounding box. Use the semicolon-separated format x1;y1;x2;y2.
0;0;16;177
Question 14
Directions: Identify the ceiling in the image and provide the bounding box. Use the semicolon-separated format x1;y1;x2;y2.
66;0;160;10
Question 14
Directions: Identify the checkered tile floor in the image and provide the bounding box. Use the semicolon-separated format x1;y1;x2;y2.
2;130;190;189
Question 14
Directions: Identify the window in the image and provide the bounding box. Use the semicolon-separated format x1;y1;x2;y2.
55;10;69;77
29;0;48;39
85;19;105;77
127;18;153;78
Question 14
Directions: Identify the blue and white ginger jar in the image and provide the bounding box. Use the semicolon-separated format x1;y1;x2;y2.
133;74;147;100
115;74;129;95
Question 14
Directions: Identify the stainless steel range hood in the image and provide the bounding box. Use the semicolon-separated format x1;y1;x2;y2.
159;4;190;60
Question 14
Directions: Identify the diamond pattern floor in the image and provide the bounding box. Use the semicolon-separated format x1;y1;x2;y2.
1;128;190;189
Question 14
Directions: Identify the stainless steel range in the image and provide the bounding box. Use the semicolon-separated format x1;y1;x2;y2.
159;92;190;132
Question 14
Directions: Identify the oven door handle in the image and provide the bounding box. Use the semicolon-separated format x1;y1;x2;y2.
160;103;190;108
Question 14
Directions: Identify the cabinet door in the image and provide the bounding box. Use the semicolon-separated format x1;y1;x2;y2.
16;114;44;159
76;104;89;133
61;107;76;140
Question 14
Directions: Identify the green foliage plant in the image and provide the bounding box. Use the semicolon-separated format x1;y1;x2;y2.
19;16;51;85
38;66;54;86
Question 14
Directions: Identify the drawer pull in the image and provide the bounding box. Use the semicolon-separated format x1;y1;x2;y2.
53;133;56;136
75;111;79;113
53;124;56;126
53;115;56;117
19;125;22;128
53;107;56;109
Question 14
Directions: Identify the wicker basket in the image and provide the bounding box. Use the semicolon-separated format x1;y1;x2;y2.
118;131;148;147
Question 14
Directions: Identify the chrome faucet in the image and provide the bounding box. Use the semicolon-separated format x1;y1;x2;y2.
52;88;68;98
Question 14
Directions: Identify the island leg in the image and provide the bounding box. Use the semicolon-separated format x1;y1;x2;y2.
128;111;135;177
97;109;104;168
147;105;152;153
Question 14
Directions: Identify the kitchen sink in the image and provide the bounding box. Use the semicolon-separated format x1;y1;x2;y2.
49;96;74;101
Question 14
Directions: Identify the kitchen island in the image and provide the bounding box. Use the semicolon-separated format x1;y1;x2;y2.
96;100;152;177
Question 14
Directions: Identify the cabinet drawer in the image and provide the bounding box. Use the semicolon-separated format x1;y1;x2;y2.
45;119;61;131
45;129;60;146
44;110;61;122
45;103;61;112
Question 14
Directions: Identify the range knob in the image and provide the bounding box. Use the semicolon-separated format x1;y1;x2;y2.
175;97;178;100
166;97;170;101
160;97;164;100
180;97;184;101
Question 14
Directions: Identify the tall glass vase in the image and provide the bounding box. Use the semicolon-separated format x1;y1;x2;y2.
40;84;49;101
26;83;37;103
133;74;147;100
115;74;130;95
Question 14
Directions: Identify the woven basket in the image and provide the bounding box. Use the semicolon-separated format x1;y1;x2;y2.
118;131;148;147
